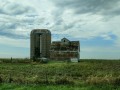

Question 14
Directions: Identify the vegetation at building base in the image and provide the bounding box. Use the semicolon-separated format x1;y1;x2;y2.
0;59;120;90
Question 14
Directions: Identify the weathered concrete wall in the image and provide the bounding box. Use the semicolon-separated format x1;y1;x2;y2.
50;38;80;60
30;29;51;59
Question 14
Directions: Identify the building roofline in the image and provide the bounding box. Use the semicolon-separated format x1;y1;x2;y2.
31;29;51;34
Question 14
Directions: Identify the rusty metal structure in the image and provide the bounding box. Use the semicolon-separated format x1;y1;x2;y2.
50;38;80;61
30;29;51;59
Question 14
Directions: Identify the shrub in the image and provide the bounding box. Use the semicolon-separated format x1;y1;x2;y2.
114;77;120;86
8;77;13;83
86;76;112;85
13;78;25;84
40;58;48;63
55;76;74;85
0;76;3;83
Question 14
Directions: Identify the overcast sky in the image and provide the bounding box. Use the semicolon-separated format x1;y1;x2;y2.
0;0;120;59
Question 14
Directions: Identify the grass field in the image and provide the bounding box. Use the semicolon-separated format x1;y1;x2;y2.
0;83;120;90
0;59;120;90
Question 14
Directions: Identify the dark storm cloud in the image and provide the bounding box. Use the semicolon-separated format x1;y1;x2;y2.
52;8;64;25
0;1;40;39
0;30;29;39
50;0;120;33
0;13;46;39
52;0;120;16
51;8;75;31
0;22;29;39
0;14;46;39
0;1;35;15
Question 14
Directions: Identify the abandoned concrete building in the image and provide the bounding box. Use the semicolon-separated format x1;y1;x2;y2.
30;29;80;61
50;38;80;61
30;29;51;59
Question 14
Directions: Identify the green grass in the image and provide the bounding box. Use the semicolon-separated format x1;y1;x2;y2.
0;83;120;90
0;59;120;89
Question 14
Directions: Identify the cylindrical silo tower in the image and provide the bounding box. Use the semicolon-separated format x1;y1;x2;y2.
30;29;51;59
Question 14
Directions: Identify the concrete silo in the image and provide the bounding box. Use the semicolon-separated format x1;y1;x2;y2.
30;29;51;59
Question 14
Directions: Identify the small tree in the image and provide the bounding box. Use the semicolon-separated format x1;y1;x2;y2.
11;57;12;63
32;56;36;62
